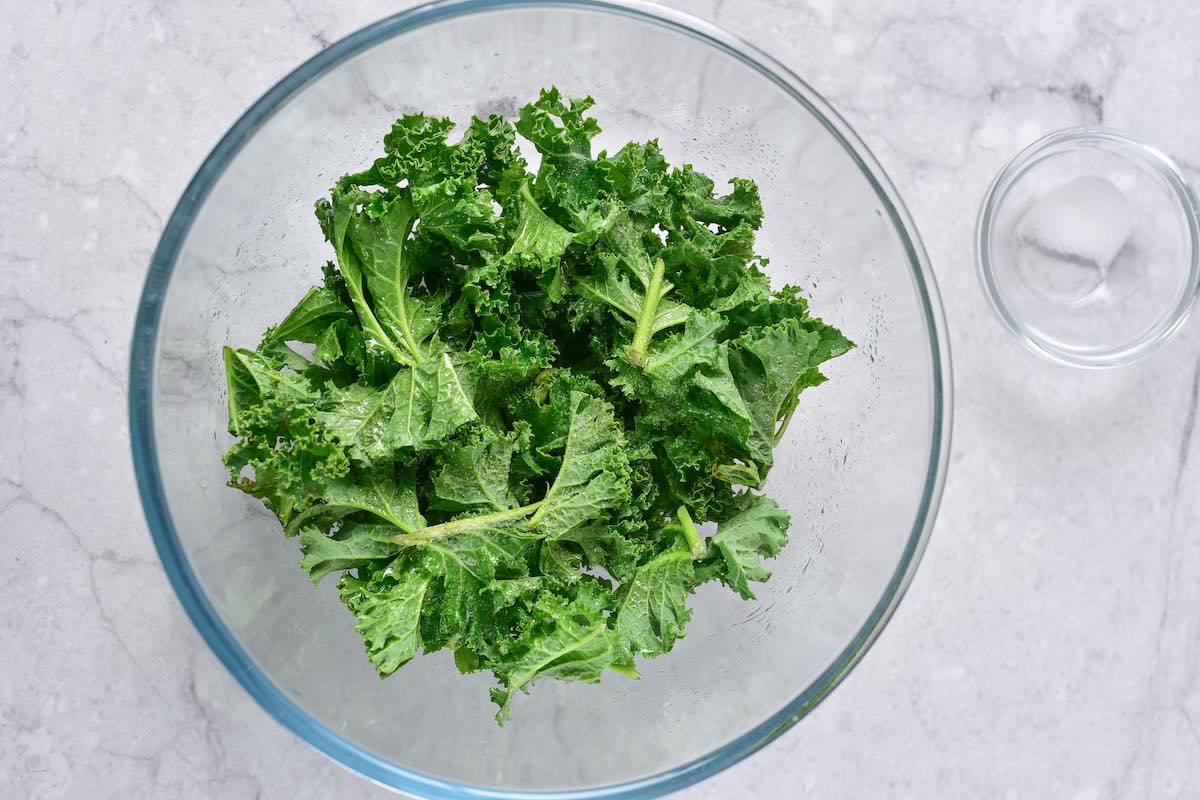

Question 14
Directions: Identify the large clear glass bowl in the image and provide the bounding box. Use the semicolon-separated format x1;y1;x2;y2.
129;1;952;796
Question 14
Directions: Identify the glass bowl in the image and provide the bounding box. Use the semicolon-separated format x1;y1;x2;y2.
976;127;1200;368
129;1;951;796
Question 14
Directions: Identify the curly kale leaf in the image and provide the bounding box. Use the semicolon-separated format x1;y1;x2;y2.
222;86;853;723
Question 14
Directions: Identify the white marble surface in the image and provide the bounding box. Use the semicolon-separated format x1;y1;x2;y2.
3;0;1199;797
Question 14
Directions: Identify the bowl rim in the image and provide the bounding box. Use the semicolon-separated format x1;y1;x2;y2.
128;0;953;797
974;125;1200;369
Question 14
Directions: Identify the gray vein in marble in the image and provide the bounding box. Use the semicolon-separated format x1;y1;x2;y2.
987;81;1105;123
0;159;164;231
0;295;123;389
280;0;334;51
1176;352;1200;496
2;480;152;677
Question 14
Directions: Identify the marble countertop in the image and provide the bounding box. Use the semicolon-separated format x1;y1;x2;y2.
3;0;1199;797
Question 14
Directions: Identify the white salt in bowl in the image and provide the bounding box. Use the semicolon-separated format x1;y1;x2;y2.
976;127;1200;368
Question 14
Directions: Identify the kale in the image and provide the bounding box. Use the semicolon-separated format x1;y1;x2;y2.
222;87;852;722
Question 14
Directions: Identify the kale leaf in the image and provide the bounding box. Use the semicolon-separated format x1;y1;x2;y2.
222;88;851;722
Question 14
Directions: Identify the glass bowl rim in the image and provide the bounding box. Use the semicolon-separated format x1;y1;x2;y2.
128;0;953;796
974;125;1200;369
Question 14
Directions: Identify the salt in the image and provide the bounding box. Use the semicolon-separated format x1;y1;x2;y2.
1015;175;1133;301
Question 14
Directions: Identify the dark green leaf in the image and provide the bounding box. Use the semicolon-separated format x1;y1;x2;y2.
284;463;425;536
431;433;518;513
340;570;431;676
491;592;625;724
614;541;695;657
265;286;353;344
703;494;790;600
527;391;629;535
299;523;403;585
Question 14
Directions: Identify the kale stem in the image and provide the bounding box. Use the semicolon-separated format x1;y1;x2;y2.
398;326;426;364
342;270;411;367
388;207;426;364
774;404;797;446
628;258;666;367
676;505;705;558
392;291;427;365
392;500;544;544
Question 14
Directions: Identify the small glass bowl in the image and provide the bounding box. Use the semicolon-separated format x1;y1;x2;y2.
976;127;1200;368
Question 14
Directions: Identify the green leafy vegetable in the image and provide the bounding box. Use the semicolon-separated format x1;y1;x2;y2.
299;523;401;585
615;538;695;656
222;87;852;723
700;494;791;600
340;570;431;675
